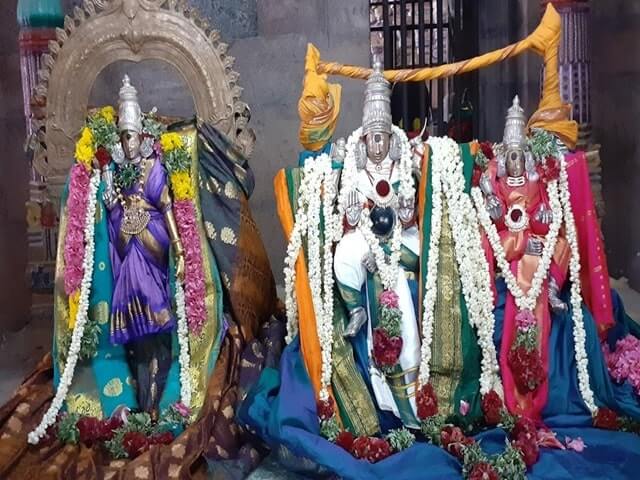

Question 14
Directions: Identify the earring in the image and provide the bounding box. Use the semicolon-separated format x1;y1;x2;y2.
111;143;125;164
355;140;367;170
140;136;154;159
389;133;402;161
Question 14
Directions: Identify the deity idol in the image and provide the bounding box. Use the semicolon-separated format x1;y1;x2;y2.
101;76;185;416
477;96;570;419
333;61;422;426
12;75;278;475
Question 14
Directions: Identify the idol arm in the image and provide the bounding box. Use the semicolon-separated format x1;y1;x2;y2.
163;203;185;281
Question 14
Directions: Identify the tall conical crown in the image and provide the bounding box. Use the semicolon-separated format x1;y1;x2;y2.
118;75;142;134
362;59;392;136
502;95;527;149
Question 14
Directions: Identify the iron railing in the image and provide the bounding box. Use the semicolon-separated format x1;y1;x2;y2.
370;0;478;138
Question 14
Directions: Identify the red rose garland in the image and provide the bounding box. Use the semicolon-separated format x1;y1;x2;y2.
416;383;439;420
469;462;500;480
372;290;404;372
481;390;503;425
508;310;546;394
593;408;619;430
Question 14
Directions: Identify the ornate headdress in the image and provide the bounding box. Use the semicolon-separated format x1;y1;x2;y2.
118;75;142;134
502;95;527;150
362;59;392;136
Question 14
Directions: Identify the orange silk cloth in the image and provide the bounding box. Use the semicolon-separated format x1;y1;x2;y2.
274;169;326;399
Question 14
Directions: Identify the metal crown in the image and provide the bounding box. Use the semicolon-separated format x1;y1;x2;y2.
118;74;143;134
362;59;392;136
502;95;527;150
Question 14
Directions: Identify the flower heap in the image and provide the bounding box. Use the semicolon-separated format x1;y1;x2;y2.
320;395;414;464
55;403;191;459
603;334;640;397
339;125;414;372
416;386;538;479
283;154;339;401
420;137;502;395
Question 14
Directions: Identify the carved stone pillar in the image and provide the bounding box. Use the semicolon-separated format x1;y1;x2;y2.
541;0;604;218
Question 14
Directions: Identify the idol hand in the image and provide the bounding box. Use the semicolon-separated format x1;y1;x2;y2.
535;205;553;225
176;253;186;283
345;190;362;227
548;276;567;313
362;251;377;273
486;194;503;221
398;195;415;225
525;237;543;256
344;306;367;337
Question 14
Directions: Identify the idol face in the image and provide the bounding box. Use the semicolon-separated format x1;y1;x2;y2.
505;148;525;177
121;130;141;160
365;130;390;164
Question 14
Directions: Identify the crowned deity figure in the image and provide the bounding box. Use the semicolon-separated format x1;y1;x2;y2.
18;75;278;472
332;61;423;426
477;96;572;419
98;76;185;416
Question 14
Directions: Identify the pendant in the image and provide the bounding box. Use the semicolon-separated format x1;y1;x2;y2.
121;205;151;235
505;204;528;232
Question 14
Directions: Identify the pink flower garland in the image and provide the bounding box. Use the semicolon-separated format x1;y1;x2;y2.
603;335;640;396
173;199;207;334
63;164;91;296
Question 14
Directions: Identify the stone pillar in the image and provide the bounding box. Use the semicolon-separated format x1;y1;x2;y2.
0;2;31;332
541;0;604;217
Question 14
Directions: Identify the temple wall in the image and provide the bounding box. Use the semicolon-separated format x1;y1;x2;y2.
62;0;371;286
0;2;31;332
591;2;640;288
477;0;541;142
0;0;636;332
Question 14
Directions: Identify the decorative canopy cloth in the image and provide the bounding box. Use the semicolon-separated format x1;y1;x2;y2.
298;3;577;149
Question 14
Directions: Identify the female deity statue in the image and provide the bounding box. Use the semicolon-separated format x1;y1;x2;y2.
101;76;185;416
333;61;422;426
476;96;570;419
4;75;278;477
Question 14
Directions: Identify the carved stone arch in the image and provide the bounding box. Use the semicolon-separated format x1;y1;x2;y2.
33;0;254;197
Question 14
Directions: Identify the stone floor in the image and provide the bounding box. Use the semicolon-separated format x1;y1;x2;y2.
1;278;639;477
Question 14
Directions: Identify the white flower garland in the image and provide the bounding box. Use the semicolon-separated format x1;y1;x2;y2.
471;180;562;313
559;155;597;413
283;154;338;400
339;126;414;291
28;170;101;445
418;139;444;385
471;148;596;411
418;137;501;394
431;137;502;395
174;279;192;408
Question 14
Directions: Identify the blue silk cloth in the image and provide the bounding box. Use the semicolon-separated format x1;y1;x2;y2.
238;281;640;479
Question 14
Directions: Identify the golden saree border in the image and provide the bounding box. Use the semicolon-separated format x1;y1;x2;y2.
331;304;380;436
184;126;220;415
430;209;464;416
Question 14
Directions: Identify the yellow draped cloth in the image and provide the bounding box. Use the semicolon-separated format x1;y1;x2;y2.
291;3;577;400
